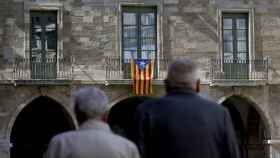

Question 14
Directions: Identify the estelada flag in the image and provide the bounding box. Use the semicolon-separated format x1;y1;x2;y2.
131;59;154;95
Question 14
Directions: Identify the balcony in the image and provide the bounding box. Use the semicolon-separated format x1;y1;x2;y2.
210;58;269;86
105;57;170;84
106;57;269;86
12;57;74;85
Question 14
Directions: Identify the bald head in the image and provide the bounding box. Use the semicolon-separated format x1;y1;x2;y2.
165;58;200;92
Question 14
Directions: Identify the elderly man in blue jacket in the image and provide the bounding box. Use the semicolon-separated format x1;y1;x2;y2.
134;58;240;158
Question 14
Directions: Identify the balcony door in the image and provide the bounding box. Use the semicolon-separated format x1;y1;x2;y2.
122;7;157;78
223;13;249;79
30;11;57;79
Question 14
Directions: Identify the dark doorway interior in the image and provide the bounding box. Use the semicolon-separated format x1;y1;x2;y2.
108;96;153;142
10;96;75;158
222;96;268;158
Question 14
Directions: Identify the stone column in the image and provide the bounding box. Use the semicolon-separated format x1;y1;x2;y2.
265;140;280;158
0;139;11;158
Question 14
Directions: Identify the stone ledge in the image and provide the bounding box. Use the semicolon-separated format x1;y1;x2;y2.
0;79;271;87
210;80;268;87
0;80;73;86
105;79;165;85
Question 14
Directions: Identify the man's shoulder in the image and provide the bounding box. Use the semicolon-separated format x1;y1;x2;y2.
197;96;229;117
198;95;220;106
136;97;159;111
110;133;138;148
51;130;77;142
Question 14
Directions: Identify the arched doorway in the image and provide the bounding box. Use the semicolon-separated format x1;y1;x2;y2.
222;95;269;158
10;96;76;158
108;96;153;142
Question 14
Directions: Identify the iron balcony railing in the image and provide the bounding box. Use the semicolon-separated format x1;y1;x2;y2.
106;56;269;83
13;57;74;80
105;56;171;80
210;58;269;82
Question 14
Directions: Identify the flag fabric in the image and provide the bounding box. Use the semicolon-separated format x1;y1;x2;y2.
131;59;154;95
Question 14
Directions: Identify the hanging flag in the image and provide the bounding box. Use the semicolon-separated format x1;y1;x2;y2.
131;59;154;95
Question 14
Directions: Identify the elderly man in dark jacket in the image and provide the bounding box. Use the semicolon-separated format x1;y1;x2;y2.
133;59;240;158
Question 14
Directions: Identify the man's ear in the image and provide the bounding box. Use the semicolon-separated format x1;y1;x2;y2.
74;106;88;125
101;111;109;123
196;79;201;93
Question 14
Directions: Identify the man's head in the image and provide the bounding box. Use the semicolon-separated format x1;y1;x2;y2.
73;87;109;124
165;58;200;93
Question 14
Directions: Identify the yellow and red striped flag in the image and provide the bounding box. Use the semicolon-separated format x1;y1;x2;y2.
131;59;154;95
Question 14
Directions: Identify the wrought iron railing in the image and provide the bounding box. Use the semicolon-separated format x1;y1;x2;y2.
106;57;270;83
210;58;269;82
105;56;171;80
13;57;74;80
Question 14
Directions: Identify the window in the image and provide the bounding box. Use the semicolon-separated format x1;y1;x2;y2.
223;13;248;61
30;11;57;79
121;6;157;78
222;13;249;79
122;7;157;61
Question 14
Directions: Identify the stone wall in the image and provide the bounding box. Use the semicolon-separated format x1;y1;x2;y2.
1;0;280;83
0;82;279;141
1;0;280;157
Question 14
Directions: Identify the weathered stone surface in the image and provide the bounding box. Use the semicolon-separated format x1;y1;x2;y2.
1;0;280;157
164;0;179;5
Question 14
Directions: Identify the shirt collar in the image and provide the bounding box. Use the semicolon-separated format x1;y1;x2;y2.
79;119;111;133
167;87;197;96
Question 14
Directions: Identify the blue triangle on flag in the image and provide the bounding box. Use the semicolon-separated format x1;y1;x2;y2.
136;59;150;70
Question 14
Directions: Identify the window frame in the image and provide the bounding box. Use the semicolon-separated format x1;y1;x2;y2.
30;10;58;62
121;6;157;62
24;2;63;59
222;13;249;62
218;8;255;73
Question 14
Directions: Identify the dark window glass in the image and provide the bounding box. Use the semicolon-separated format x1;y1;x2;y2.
30;11;57;79
30;11;57;60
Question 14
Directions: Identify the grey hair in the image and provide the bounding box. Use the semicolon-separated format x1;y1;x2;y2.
165;58;200;89
73;87;109;119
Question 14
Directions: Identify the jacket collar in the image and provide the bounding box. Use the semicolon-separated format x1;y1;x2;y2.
79;119;111;133
167;87;197;96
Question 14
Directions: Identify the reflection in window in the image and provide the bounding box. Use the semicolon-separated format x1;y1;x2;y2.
122;7;156;63
237;53;247;60
30;11;57;60
31;29;42;50
237;41;247;52
223;30;233;41
222;13;248;61
237;30;247;40
224;42;233;52
141;13;155;25
223;19;232;29
45;28;56;50
224;52;234;60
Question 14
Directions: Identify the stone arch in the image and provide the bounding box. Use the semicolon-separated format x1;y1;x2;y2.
6;93;78;158
217;94;272;138
6;93;78;140
220;94;271;158
108;94;133;109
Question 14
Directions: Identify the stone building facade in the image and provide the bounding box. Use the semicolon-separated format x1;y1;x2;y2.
1;0;280;158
